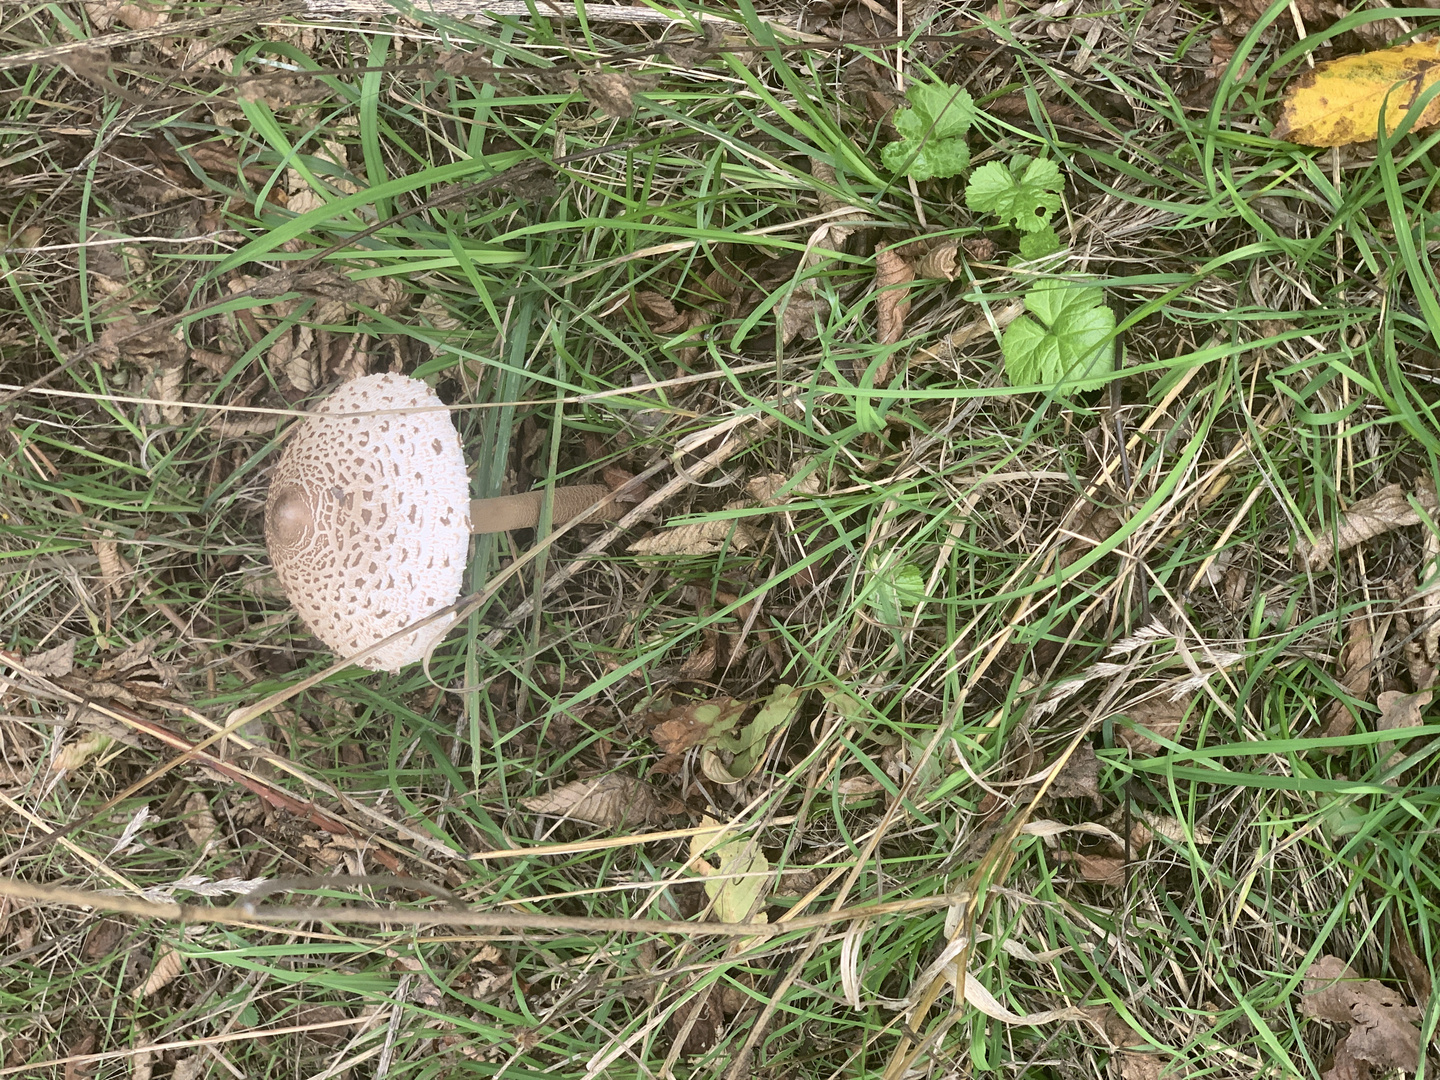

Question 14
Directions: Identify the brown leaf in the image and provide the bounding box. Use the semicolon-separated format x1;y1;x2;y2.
677;628;721;682
25;639;76;678
581;73;643;117
1390;917;1433;1007
1301;955;1422;1074
779;292;827;344
137;945;185;999
629;520;761;556
650;698;747;754
1321;618;1374;741
632;290;688;334
1116;694;1193;756
1304;480;1440;569
523;775;662;830
914;241;959;282
1047;742;1099;802
1375;688;1431;768
1056;850;1125;886
874;244;915;347
62;1028;97;1080
182;792;218;850
1059;503;1123;568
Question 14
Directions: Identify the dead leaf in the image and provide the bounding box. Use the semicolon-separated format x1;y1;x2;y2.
1321;617;1374;741
1056;850;1126;886
1116;694;1193;756
81;919;125;961
581;73;644;117
650;698;747;755
629;519;761;556
915;241;959;281
746;460;822;505
522;774;661;830
1301;955;1422;1075
1275;40;1440;148
1305;479;1440;569
1375;688;1431;768
62;1028;97;1080
1047;742;1100;803
171;1057;206;1080
632;290;688;334
182;792;218;850
26;639;76;678
137;945;185;999
85;0;166;30
1390;917;1433;1007
874;244;915;347
779;291;827;344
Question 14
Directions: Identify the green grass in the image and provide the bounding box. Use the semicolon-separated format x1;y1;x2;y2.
1;0;1438;1077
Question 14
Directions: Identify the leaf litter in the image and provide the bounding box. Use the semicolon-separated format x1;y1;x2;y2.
1303;479;1440;570
1300;955;1422;1078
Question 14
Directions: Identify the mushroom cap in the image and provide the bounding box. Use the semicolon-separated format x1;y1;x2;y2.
265;373;471;672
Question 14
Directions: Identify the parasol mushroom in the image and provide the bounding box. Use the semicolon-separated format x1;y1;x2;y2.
264;372;616;671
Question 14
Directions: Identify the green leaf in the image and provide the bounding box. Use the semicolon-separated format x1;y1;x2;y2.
690;821;770;924
964;155;1063;233
715;684;803;777
894;82;976;143
881;82;976;181
1017;225;1062;261
866;556;927;624
1001;280;1115;391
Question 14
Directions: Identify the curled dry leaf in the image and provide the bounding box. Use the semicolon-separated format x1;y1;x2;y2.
25;639;76;678
137;945;185;999
1303;479;1440;570
874;244;915;347
915;240;959;281
780;291;827;345
182;792;218;850
1375;688;1431;769
629;520;761;556
632;290;688;334
1321;617;1374;742
1300;955;1422;1076
522;774;661;830
1116;693;1192;756
651;698;747;755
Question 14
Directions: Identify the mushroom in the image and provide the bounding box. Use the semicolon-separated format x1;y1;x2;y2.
264;373;615;671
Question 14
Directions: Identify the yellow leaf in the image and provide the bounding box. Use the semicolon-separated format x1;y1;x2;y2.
1274;40;1440;148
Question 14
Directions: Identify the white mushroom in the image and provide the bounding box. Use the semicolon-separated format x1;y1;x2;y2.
265;373;614;671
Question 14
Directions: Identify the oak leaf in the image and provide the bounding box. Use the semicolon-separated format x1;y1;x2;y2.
1300;955;1422;1076
1274;41;1440;148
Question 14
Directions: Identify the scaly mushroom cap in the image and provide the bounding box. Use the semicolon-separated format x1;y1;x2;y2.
265;373;471;672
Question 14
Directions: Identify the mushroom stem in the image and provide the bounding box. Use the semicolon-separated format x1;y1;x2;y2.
469;484;619;534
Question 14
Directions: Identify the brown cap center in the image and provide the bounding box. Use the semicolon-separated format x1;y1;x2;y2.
269;485;314;549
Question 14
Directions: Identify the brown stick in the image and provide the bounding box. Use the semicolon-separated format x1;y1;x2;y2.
469;484;617;533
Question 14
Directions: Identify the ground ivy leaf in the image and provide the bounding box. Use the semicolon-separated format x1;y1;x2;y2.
1001;280;1115;391
965;154;1063;232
